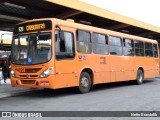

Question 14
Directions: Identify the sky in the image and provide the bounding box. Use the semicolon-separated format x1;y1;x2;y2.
80;0;160;27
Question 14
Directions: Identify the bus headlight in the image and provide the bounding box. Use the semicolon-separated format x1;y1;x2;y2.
39;67;54;78
11;70;19;78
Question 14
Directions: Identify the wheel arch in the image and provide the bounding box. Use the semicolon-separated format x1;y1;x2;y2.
137;67;144;77
80;68;94;87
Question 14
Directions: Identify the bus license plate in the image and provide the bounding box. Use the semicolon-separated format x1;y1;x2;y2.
40;81;49;86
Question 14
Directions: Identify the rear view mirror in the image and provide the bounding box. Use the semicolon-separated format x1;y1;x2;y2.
58;30;65;41
55;25;65;41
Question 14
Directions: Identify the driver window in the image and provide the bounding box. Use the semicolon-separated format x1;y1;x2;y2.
55;30;75;59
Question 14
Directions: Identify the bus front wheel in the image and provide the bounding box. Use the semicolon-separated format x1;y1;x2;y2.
78;72;92;93
136;69;144;85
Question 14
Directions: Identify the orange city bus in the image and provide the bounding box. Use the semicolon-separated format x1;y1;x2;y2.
10;18;159;93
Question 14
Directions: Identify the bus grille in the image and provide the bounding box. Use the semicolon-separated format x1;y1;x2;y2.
25;68;42;73
15;67;42;73
21;80;36;84
20;75;39;78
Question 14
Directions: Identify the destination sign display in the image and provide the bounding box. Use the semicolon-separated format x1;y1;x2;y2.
14;20;52;34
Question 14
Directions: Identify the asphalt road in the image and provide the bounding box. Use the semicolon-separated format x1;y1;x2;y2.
0;78;160;120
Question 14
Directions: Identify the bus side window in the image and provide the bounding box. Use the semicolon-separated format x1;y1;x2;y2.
55;30;75;59
153;44;158;58
109;36;122;55
76;30;92;54
145;42;153;57
135;40;144;57
123;38;134;56
92;32;109;54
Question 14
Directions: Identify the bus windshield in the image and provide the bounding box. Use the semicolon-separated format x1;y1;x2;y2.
11;32;52;65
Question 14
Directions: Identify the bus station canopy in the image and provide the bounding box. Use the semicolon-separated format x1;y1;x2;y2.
0;0;160;41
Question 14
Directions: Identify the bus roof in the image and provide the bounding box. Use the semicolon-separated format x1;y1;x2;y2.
54;18;158;44
16;18;158;44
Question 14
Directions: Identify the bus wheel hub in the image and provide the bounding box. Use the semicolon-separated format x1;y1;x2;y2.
81;77;89;88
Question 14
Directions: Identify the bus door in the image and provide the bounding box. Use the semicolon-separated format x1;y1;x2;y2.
123;38;135;80
91;33;110;84
54;29;78;88
94;55;110;84
123;56;135;80
153;44;159;76
110;55;124;82
109;36;124;82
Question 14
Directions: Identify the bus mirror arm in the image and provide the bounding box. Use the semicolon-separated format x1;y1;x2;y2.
55;25;65;41
56;25;61;30
59;31;65;41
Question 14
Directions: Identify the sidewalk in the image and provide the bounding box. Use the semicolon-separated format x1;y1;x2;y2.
0;78;37;98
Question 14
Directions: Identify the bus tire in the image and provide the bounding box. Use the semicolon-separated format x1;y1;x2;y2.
78;72;92;93
136;69;144;85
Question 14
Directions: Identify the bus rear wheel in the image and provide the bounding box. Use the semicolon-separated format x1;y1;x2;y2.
136;69;144;85
78;72;92;93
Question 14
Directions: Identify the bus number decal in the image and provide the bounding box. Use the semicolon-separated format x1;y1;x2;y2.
18;26;24;32
100;57;106;64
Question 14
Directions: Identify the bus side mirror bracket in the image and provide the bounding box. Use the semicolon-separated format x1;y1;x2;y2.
56;25;65;41
58;31;65;41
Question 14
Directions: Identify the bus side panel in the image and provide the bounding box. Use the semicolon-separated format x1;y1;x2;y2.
110;55;124;82
134;57;146;77
54;59;79;89
153;58;159;77
77;54;96;83
144;57;155;78
123;56;136;80
54;26;78;89
91;54;110;84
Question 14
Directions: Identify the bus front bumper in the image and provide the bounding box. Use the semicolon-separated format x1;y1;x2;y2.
10;74;56;89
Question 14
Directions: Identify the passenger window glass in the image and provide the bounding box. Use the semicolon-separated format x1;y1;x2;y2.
145;42;153;57
135;40;144;56
123;38;134;56
92;33;109;54
76;30;92;53
153;44;158;58
55;30;75;59
109;36;121;46
109;36;122;55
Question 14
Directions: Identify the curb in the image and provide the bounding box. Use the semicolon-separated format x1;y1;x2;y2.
0;89;39;99
0;93;12;98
